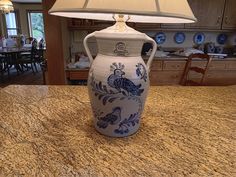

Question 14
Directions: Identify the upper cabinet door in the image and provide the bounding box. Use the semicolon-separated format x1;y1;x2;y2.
185;0;225;29
223;0;236;29
134;23;161;30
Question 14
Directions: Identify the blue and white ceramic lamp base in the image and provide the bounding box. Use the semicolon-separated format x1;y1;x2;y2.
88;57;149;137
84;22;157;137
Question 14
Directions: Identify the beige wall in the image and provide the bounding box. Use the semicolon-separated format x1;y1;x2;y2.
13;3;42;37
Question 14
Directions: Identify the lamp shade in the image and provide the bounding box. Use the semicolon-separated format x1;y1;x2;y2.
0;0;14;13
49;0;196;23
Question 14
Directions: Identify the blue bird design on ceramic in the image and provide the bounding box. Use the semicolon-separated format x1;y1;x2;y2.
108;63;144;96
97;107;122;129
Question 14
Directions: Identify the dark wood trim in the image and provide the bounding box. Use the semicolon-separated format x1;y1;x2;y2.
14;10;21;34
42;0;66;85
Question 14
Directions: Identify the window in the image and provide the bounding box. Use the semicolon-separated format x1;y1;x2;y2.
28;11;45;41
5;12;18;36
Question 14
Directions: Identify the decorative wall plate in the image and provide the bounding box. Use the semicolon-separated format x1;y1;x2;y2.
174;32;185;44
217;33;228;45
155;32;166;44
193;32;205;45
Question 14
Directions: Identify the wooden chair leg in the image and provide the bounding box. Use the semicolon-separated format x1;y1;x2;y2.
31;63;35;74
0;64;3;82
34;62;38;73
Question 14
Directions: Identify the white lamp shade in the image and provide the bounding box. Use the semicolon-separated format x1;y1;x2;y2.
49;0;197;23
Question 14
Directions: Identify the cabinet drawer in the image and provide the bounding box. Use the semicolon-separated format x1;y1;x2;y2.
226;61;236;70
209;61;227;70
205;71;236;85
163;61;186;70
150;71;183;85
150;61;162;71
191;61;226;70
67;70;89;80
206;70;236;79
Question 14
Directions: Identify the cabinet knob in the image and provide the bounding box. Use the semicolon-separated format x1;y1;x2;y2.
225;16;229;24
174;75;179;78
216;16;221;24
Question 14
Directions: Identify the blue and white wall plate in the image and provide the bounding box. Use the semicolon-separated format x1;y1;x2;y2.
193;32;205;45
174;32;186;44
217;33;228;45
155;32;166;44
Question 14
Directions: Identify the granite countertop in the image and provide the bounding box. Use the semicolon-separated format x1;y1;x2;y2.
0;85;235;176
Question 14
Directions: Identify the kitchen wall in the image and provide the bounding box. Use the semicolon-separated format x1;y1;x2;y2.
69;30;236;58
13;3;42;37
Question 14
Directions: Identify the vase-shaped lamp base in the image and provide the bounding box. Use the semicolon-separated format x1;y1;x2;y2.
84;15;157;137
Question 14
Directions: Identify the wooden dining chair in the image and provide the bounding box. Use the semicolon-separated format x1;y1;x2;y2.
0;55;5;81
25;37;37;44
0;54;11;79
180;53;212;86
19;45;38;73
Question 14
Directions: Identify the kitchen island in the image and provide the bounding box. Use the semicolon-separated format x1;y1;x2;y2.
0;85;235;176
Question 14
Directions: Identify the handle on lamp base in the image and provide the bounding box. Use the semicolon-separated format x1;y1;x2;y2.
83;32;95;65
145;35;157;73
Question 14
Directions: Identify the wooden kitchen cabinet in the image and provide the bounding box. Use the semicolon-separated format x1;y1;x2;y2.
183;60;236;86
161;24;185;29
226;61;236;70
134;23;161;30
66;69;89;80
150;71;183;85
67;0;235;31
151;59;236;86
206;71;236;85
68;18;136;30
150;60;162;71
66;59;236;86
222;0;236;29
185;0;225;29
163;61;186;71
68;18;115;30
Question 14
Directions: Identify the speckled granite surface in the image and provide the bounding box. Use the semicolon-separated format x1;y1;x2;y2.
0;85;235;176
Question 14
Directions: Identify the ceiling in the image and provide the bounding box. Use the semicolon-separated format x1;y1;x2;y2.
12;0;42;3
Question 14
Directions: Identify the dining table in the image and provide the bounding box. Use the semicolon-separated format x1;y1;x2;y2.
0;47;31;54
0;85;235;176
0;47;32;73
0;47;46;74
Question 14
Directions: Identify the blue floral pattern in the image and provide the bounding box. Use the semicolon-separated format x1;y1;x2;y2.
90;62;144;135
97;107;122;129
91;78;121;105
114;113;139;134
95;106;139;135
136;63;147;82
